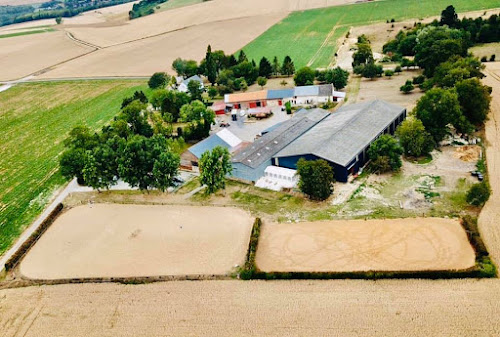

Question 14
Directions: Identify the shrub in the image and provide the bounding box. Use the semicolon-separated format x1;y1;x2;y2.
491;54;496;62
394;65;402;73
412;75;425;85
240;218;262;280
400;80;415;93
384;69;394;77
481;56;488;62
297;159;335;201
466;182;490;206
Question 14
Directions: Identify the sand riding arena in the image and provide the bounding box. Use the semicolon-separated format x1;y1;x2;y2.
256;218;475;273
19;204;254;280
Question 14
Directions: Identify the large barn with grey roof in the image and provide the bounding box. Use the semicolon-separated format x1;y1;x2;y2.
231;100;406;183
274;100;407;182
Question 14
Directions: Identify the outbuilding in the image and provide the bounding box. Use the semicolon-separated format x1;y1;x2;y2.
178;75;204;93
274;100;407;182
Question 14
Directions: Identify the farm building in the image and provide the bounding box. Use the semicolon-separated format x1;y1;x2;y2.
181;129;243;169
274;100;407;182
231;109;330;182
210;101;228;115
224;90;268;109
178;75;204;93
224;84;345;109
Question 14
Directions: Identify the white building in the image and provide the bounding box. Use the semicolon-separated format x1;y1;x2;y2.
178;75;204;93
255;166;299;191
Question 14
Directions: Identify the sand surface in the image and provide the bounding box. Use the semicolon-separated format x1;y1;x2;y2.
19;204;254;279
256;218;475;272
1;279;500;336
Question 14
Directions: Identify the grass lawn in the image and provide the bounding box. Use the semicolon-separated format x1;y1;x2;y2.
0;28;55;39
242;0;500;69
0;80;148;255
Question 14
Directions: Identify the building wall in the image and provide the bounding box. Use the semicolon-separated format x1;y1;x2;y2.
291;95;333;106
273;154;350;183
231;159;272;183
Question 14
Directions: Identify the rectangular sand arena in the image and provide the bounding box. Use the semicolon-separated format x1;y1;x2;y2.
19;204;254;279
256;218;475;272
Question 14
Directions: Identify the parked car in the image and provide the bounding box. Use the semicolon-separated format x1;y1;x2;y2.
477;173;484;181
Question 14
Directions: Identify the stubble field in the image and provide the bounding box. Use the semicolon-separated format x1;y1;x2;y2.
19;204;254;279
0;80;147;256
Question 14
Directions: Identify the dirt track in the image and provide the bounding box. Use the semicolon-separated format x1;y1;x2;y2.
19;204;253;279
256;218;475;272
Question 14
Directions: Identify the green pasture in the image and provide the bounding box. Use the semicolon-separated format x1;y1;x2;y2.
0;80;148;255
0;27;55;39
243;0;500;68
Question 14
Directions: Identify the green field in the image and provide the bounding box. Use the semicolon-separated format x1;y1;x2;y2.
158;0;203;11
0;28;55;39
243;0;500;69
0;80;148;255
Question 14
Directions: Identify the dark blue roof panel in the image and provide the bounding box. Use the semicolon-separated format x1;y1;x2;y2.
267;89;294;100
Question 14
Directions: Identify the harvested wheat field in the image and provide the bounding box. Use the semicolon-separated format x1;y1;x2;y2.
19;204;254;279
0;31;93;81
256;218;475;272
2;279;500;336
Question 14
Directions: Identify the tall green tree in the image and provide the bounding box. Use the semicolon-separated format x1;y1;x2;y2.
396;119;434;157
324;67;349;89
367;135;403;173
120;100;153;137
455;78;492;125
440;5;459;28
187;80;204;101
296;159;335;201
414;88;471;142
148;72;168;89
237;50;248;63
414;26;469;77
294;66;315;86
199;146;232;194
152;151;180;192
205;45;217;84
257;76;267;89
272;56;281;76
352;43;373;67
258;57;273;78
361;62;383;80
282;55;295;76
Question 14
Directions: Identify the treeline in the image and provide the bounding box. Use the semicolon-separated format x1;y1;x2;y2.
383;6;499;64
60;87;215;190
173;45;349;96
0;0;135;27
128;0;167;19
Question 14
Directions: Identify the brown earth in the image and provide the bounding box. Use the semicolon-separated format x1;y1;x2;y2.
19;204;254;279
256;218;475;272
0;31;93;81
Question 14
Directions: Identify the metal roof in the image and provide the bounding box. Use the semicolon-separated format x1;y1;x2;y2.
182;75;203;86
188;130;241;159
275;100;406;167
267;89;294;100
232;110;329;168
293;85;319;97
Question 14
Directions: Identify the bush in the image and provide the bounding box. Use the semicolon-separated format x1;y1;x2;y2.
466;182;490;206
394;65;402;73
481;56;488;62
491;54;496;62
412;75;425;85
297;159;335;201
400;80;415;93
240;218;262;280
384;69;394;77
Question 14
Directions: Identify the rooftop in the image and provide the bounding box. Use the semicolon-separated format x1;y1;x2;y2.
182;75;203;86
189;129;241;159
225;90;267;104
232;109;329;168
275;100;406;167
267;89;294;100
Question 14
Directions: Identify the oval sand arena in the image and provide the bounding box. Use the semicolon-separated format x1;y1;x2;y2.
20;204;254;280
256;218;475;272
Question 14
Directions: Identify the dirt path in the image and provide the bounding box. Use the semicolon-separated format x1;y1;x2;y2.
478;62;500;264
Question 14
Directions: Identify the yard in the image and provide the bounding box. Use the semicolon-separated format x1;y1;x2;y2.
0;80;148;256
19;204;253;279
242;0;500;69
